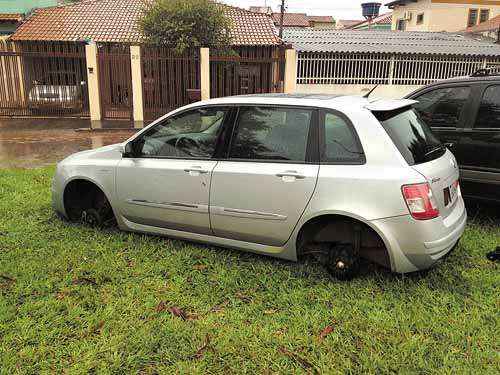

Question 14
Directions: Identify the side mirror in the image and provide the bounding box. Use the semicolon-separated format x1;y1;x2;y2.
120;142;135;158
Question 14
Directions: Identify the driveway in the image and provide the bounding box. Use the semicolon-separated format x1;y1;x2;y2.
0;118;138;168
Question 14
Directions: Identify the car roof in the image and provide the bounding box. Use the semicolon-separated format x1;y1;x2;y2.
194;94;412;112
416;74;500;88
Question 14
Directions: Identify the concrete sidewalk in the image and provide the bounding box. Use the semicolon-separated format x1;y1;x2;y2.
0;118;138;168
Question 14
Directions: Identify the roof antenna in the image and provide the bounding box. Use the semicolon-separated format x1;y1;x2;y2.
363;84;379;99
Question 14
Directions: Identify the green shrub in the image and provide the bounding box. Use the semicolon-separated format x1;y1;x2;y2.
139;0;233;54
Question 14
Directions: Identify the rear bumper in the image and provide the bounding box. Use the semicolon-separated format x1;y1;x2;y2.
372;197;467;273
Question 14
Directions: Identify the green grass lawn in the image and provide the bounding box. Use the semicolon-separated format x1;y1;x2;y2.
0;167;499;374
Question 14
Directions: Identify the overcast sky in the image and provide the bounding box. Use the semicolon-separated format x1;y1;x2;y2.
220;0;390;20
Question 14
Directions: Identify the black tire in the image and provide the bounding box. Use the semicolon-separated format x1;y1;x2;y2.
326;243;360;281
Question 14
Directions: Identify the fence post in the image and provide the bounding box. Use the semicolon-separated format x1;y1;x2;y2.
130;45;144;128
200;47;210;100
85;42;101;122
284;48;297;94
388;54;395;85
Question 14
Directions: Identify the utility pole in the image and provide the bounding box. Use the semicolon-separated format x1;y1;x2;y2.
279;0;286;39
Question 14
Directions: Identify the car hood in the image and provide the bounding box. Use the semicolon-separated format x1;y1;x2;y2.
60;143;123;165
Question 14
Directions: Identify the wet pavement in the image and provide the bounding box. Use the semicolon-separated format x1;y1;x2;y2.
0;118;139;168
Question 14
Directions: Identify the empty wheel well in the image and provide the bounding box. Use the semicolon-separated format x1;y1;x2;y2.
63;179;114;222
296;214;391;269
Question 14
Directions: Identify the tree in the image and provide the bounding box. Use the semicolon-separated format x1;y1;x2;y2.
139;0;233;54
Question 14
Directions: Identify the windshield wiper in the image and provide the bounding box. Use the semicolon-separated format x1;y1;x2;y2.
424;144;446;158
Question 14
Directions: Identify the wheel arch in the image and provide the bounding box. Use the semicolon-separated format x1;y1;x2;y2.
294;210;394;270
62;176;116;221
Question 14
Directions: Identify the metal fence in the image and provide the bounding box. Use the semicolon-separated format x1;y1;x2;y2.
0;40;89;117
142;47;200;120
210;46;283;98
97;43;133;120
297;52;500;86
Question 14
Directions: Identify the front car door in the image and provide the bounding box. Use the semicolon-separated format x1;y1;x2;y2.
209;105;320;246
458;84;500;202
116;106;233;234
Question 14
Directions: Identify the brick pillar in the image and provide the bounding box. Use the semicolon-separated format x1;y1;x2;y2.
85;43;101;122
284;48;297;94
200;47;210;100
130;45;144;128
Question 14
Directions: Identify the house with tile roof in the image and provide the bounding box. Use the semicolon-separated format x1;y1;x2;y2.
307;16;336;29
335;19;364;30
0;0;60;35
387;0;500;32
271;13;310;28
11;0;281;46
283;27;500;99
1;0;290;123
350;12;392;30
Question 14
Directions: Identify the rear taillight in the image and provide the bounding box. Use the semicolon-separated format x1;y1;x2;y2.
402;183;440;220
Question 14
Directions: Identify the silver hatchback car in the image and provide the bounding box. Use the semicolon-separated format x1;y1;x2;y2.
52;94;467;279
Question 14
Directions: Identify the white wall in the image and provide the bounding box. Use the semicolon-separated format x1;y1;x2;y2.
296;84;423;99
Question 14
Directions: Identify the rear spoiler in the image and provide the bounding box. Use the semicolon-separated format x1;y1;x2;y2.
364;99;417;112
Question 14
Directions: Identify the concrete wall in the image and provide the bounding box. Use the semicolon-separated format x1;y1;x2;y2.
391;0;500;32
296;84;423;99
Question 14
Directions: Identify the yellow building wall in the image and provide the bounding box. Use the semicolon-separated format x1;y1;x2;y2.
391;0;500;32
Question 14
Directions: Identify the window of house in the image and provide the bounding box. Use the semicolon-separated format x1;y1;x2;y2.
480;9;490;23
413;87;471;128
416;13;424;25
396;19;406;31
474;85;500;129
229;107;312;162
468;9;478;27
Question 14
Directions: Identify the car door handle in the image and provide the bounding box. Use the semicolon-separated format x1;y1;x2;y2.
276;171;306;180
184;166;209;175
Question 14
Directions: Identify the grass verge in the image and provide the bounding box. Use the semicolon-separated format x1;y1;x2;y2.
0;167;499;373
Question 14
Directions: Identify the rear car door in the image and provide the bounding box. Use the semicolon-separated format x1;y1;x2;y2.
458;84;500;201
411;84;472;165
209;105;320;246
116;106;233;235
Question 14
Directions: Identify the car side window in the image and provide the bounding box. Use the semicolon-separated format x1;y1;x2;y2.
413;86;471;128
322;112;364;164
229;106;312;162
132;107;230;158
474;85;500;129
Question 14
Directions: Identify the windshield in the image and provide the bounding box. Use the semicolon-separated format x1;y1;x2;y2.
373;107;444;166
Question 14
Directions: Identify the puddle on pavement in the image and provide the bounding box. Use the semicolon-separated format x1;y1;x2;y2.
0;128;137;168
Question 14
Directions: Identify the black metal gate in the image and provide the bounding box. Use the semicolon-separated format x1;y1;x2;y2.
0;40;89;118
142;47;200;121
97;44;133;120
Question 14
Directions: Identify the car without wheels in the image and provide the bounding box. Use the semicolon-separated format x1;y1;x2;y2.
52;94;467;279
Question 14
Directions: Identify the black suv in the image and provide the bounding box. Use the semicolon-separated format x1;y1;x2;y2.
406;71;500;203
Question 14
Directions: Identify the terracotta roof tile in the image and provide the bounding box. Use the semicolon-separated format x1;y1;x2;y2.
11;0;280;46
0;13;23;22
307;16;334;24
272;13;310;27
350;12;393;29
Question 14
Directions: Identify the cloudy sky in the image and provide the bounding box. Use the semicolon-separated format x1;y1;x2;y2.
220;0;390;20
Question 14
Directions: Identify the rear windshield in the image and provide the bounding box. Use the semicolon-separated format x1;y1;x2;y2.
373;107;445;166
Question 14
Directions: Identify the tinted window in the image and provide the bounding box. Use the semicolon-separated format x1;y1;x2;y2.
374;108;444;166
413;87;470;128
229;107;312;162
133;107;230;158
322;112;364;163
474;85;500;129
